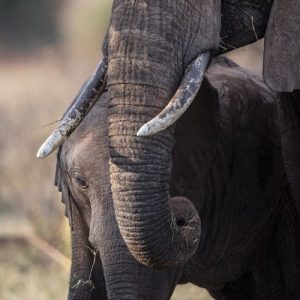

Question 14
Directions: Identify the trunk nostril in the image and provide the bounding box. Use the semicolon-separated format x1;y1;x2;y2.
170;196;201;235
176;217;186;227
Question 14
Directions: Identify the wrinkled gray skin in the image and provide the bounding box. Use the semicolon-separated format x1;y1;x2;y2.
55;0;300;299
56;57;300;300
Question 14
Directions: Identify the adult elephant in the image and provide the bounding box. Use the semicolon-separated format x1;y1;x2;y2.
54;57;298;299
37;0;300;299
223;1;300;220
223;1;300;221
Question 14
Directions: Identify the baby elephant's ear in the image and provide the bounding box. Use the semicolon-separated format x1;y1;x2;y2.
55;147;73;228
264;0;300;92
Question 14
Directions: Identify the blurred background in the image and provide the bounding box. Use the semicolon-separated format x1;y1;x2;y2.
0;1;263;299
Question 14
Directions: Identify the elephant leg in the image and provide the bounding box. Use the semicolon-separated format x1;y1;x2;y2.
276;90;300;217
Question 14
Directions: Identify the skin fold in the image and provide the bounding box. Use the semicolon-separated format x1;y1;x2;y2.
47;0;300;299
56;57;300;300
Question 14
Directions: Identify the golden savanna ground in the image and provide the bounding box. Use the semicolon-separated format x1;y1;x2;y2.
0;0;262;299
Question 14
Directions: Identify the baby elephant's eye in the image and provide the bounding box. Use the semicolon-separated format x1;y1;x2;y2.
74;173;89;189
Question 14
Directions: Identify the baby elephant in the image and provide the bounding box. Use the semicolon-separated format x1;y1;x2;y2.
55;57;299;300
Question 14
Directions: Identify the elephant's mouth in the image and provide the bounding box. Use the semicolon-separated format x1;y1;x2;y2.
36;51;210;158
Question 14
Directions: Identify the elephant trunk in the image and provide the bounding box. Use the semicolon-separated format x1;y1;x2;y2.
108;74;200;268
68;208;107;300
107;2;200;267
93;211;141;299
89;190;181;299
87;114;181;299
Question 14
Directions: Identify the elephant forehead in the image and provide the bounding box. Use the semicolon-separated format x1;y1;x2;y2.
64;130;108;167
62;93;109;166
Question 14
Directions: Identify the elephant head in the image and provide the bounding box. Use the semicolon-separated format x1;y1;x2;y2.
38;0;300;275
56;92;183;299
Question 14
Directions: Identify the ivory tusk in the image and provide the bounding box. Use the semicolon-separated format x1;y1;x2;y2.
137;52;210;137
37;58;108;158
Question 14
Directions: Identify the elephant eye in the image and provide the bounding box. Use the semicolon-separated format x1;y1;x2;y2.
74;173;89;189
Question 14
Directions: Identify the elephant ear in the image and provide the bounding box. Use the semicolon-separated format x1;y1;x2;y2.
264;0;300;92
220;0;273;52
55;146;74;228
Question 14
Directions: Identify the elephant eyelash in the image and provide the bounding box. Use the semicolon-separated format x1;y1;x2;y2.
75;174;89;189
71;170;89;189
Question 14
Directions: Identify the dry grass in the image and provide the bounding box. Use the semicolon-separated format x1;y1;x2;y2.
0;240;210;300
0;56;72;250
0;0;112;252
172;284;211;300
0;241;69;300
